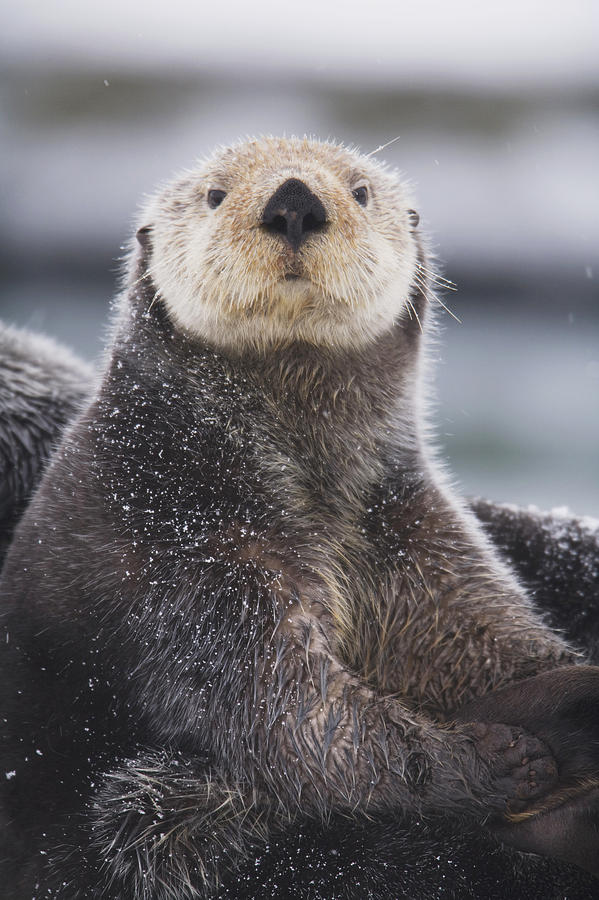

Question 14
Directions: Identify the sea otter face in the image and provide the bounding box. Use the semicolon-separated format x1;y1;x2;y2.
139;137;421;351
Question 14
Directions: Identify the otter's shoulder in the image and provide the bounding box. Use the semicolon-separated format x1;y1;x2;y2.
0;322;96;567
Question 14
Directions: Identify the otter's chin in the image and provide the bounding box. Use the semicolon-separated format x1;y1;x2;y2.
275;275;315;298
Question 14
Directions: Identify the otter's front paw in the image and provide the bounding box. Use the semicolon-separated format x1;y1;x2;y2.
469;722;558;812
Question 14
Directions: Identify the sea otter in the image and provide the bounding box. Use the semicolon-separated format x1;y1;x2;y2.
1;136;598;898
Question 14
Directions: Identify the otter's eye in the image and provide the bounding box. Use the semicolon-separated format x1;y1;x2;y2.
408;209;420;228
207;189;227;209
352;186;368;207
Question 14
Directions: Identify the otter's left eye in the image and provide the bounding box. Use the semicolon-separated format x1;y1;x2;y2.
352;186;368;207
207;189;227;209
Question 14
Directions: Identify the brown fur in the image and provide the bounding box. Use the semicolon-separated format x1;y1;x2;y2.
453;666;599;876
0;136;592;898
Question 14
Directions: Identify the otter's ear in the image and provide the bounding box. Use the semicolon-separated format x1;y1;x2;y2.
407;209;420;229
136;225;152;249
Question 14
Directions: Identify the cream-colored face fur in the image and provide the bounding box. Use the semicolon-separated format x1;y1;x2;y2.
139;137;419;351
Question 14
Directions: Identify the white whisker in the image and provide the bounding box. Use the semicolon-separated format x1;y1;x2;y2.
406;298;423;333
366;135;401;158
433;294;461;324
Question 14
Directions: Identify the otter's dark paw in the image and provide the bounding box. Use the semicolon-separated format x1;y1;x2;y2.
469;722;558;812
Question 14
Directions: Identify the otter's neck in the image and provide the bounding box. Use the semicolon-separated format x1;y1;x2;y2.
114;277;429;506
244;333;426;519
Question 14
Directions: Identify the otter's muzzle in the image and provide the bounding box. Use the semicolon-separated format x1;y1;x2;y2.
262;178;327;252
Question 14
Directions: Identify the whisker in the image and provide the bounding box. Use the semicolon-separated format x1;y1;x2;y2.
406;298;423;333
433;294;462;324
148;289;161;312
414;275;462;326
365;135;401;158
416;263;457;291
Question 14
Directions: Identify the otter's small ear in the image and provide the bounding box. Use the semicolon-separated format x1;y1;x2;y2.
408;209;420;229
136;225;152;248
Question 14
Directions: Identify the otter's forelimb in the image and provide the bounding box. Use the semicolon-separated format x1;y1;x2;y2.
246;602;557;818
65;604;558;900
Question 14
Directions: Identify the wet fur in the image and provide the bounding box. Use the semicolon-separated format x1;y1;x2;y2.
453;666;599;878
0;274;575;897
0;324;95;566
473;498;599;663
1;138;597;898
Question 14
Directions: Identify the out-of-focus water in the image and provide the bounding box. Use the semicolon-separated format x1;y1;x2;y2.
436;310;599;517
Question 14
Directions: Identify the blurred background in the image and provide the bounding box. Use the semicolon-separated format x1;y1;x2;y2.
1;0;598;515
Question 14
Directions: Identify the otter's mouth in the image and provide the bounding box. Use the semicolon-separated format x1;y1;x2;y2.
281;257;307;282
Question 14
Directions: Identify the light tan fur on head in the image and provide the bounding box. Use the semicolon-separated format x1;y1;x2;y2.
138;136;419;352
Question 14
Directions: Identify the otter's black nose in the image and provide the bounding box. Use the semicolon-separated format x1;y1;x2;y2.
262;178;327;252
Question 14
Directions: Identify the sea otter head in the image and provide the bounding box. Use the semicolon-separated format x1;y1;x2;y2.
135;136;425;351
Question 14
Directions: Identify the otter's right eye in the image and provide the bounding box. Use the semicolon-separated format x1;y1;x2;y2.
352;186;368;207
207;189;227;209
